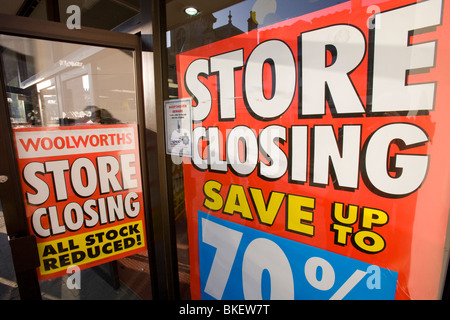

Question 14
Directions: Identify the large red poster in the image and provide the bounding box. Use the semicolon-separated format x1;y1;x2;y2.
177;0;450;299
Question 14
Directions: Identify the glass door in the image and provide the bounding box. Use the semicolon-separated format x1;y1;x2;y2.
0;28;153;300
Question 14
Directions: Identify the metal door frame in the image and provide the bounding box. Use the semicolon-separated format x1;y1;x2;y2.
0;13;157;299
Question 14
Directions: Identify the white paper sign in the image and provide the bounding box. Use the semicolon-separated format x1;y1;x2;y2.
164;98;192;156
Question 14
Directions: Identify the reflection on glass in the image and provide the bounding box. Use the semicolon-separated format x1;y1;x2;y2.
0;34;137;127
0;34;150;300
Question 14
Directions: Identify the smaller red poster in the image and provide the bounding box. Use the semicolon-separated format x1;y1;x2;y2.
13;124;147;280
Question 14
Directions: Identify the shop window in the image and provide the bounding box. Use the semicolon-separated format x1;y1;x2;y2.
165;0;450;300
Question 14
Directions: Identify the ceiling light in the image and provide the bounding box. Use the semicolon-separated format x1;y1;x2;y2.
184;7;199;16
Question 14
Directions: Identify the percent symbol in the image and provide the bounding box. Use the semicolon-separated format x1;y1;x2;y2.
304;257;367;300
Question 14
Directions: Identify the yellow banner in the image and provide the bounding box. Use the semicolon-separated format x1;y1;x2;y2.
37;220;145;276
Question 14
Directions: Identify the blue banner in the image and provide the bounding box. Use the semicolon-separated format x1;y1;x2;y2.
198;211;397;300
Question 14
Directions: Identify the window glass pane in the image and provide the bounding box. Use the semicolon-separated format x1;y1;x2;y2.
166;0;450;300
0;201;19;300
0;34;151;300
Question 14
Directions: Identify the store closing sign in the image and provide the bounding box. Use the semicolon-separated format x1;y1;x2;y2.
177;0;450;299
13;124;147;280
